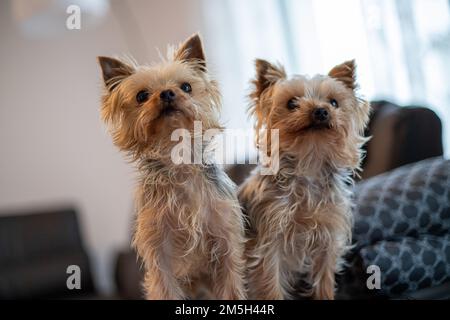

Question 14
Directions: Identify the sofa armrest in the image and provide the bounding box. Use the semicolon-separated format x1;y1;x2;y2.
362;101;443;179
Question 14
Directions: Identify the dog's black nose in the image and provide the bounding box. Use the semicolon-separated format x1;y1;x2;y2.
313;108;329;122
160;89;176;102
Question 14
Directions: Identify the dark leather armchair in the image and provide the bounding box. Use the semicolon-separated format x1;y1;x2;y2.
361;100;443;179
0;207;96;299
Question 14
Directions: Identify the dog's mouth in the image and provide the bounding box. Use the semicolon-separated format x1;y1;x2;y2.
297;122;332;133
159;104;182;117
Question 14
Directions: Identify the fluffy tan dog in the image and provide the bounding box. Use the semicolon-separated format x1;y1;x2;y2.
97;34;246;299
239;59;371;299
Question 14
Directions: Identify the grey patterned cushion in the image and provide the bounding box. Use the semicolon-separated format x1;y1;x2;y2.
338;157;450;298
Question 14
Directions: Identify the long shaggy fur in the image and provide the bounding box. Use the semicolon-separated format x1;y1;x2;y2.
239;59;371;299
98;34;246;299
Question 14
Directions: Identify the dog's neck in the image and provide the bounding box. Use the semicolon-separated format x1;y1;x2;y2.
273;152;351;191
277;152;336;178
270;153;352;211
137;140;220;192
138;138;216;169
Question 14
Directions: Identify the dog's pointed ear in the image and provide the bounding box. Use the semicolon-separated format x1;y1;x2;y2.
252;59;286;98
97;56;134;91
328;60;357;90
174;33;206;69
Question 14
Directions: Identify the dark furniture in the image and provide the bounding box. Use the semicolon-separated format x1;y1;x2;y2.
361;100;443;179
115;250;144;299
0;207;96;299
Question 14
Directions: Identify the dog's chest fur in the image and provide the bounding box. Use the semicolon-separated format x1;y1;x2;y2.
240;162;352;270
135;159;239;276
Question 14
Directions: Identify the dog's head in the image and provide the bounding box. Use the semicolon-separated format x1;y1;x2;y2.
250;59;371;170
98;34;221;159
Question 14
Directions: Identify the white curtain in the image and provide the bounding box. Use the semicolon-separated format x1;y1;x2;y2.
202;0;450;157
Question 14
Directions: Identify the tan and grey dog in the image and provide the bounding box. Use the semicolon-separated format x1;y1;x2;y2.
97;34;246;299
239;59;371;299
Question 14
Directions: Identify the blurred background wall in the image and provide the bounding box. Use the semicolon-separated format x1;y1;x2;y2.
0;0;449;296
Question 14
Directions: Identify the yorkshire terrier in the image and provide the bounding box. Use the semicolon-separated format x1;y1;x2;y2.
97;34;246;299
239;59;371;299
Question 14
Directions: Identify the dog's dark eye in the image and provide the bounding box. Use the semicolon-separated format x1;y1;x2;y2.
330;99;339;108
287;98;298;110
136;90;149;104
180;82;192;93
